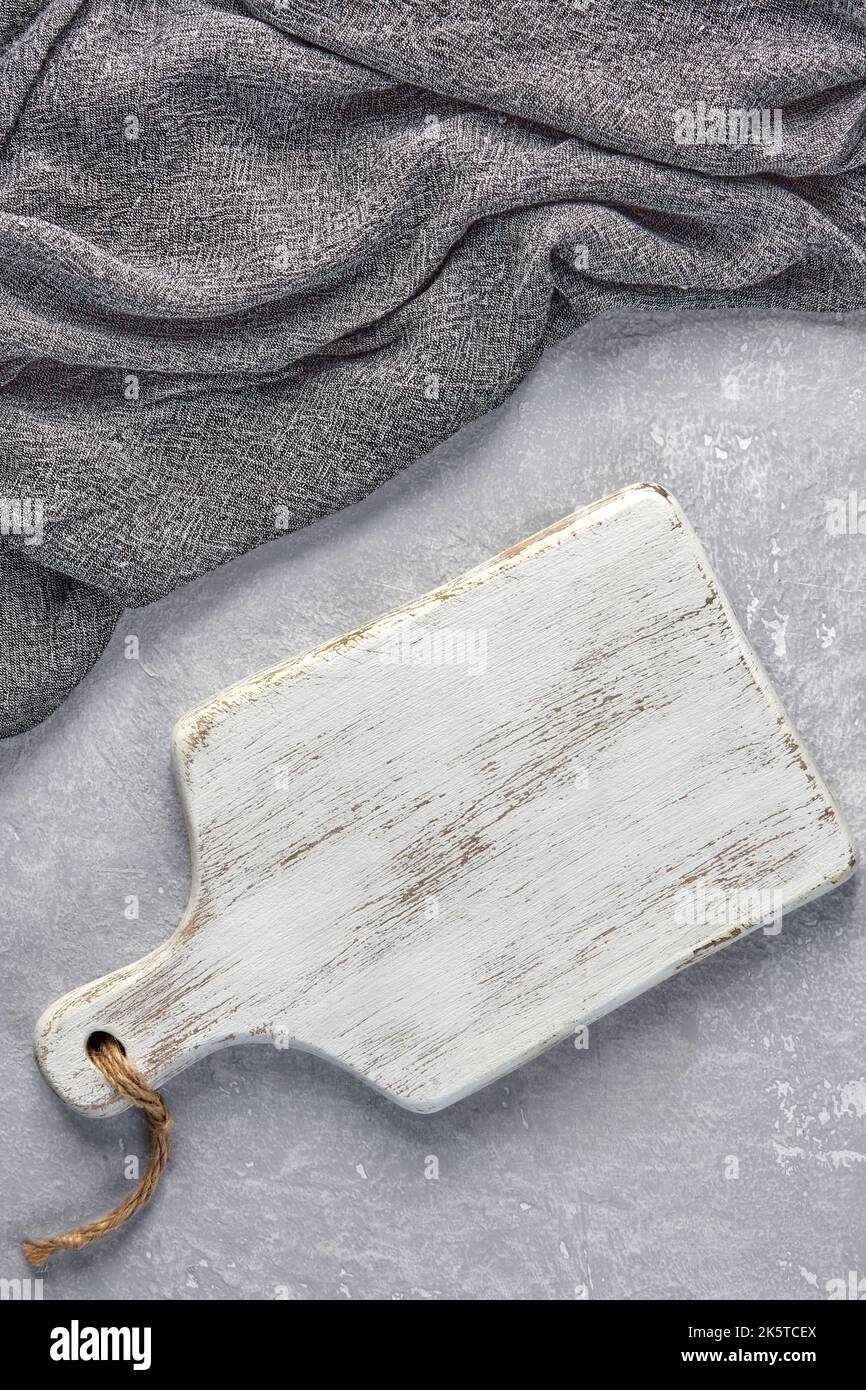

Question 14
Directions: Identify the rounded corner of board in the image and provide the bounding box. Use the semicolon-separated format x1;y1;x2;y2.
171;704;218;770
832;832;859;883
628;480;686;521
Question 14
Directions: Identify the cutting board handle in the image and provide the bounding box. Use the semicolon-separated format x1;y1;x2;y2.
34;928;242;1117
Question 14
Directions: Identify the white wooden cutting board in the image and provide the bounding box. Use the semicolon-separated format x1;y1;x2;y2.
35;484;856;1117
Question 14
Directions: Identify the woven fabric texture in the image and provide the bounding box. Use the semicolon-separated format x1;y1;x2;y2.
1;0;864;735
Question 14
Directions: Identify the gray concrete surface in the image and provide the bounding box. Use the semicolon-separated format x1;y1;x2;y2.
1;308;864;1301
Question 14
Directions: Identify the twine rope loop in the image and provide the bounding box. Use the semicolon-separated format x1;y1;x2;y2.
22;1034;172;1267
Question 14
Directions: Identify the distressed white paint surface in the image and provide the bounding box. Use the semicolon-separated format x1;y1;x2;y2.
34;484;857;1117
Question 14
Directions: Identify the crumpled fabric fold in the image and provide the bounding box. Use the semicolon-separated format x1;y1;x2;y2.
1;0;864;735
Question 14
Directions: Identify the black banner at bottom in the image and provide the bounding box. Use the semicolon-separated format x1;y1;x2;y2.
6;1295;861;1374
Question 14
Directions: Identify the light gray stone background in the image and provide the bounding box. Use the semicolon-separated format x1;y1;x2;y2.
2;309;864;1301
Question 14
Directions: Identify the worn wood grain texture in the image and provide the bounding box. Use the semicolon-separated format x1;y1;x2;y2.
34;483;857;1117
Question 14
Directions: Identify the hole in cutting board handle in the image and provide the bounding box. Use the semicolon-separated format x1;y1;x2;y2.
86;1031;126;1063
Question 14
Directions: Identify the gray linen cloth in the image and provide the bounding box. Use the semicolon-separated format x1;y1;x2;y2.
1;0;864;736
